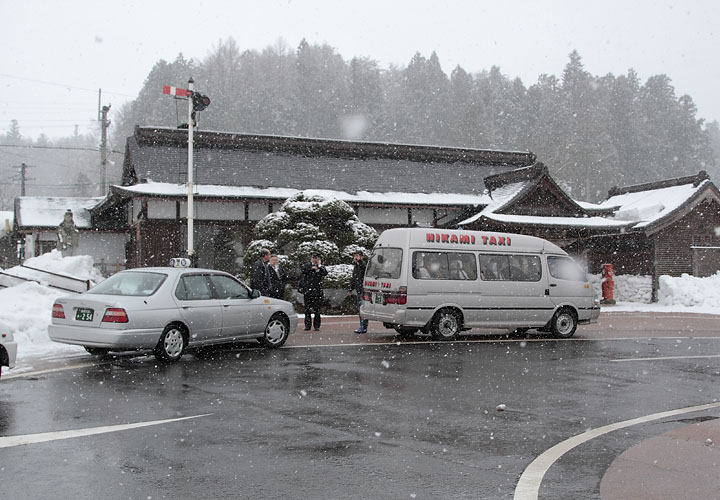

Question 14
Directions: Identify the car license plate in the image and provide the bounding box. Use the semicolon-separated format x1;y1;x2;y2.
76;308;94;321
374;293;383;304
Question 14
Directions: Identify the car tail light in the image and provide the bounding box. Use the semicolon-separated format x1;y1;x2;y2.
102;308;128;323
361;288;372;302
52;303;65;319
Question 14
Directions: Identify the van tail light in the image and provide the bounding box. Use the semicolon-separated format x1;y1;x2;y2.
361;288;372;302
384;287;407;305
52;303;65;319
102;308;129;323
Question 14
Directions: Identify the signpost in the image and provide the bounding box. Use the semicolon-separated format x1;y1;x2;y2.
161;79;210;266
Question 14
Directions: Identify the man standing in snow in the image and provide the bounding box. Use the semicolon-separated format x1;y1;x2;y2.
301;253;327;331
348;249;369;334
268;254;287;299
250;248;271;296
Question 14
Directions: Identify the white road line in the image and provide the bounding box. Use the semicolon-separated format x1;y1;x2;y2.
611;354;720;362
0;414;211;449
513;402;720;500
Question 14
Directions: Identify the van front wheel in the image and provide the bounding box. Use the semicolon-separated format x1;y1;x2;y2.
430;309;461;340
550;308;577;338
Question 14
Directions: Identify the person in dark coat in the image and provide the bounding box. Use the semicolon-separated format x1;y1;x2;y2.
348;249;369;334
268;254;287;300
250;248;271;296
301;253;328;331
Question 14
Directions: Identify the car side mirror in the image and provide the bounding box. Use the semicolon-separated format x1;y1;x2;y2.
251;289;261;299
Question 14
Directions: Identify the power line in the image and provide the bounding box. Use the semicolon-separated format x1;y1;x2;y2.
0;73;136;99
0;144;124;154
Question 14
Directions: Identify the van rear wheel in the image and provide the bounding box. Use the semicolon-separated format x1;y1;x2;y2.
430;309;461;340
550;308;577;338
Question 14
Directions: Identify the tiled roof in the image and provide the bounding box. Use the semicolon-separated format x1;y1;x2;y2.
122;127;536;196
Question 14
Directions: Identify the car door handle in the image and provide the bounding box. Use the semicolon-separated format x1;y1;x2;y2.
549;283;557;287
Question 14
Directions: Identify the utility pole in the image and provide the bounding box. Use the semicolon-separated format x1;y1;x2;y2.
100;103;111;195
20;163;28;196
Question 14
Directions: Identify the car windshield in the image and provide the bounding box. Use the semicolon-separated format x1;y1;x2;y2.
87;271;167;296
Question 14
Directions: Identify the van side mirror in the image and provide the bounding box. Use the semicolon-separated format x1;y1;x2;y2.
251;289;261;299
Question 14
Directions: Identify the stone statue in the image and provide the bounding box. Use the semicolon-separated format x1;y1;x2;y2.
57;209;80;257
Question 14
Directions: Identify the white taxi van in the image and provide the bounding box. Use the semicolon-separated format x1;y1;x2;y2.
360;228;600;339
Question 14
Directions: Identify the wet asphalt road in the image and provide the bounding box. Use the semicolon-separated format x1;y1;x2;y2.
2;313;720;499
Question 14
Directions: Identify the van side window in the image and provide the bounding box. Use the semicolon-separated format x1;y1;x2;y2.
479;254;510;281
547;256;587;281
509;255;542;282
413;252;477;280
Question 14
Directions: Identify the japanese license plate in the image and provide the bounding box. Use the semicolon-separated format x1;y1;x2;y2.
374;293;383;304
75;308;94;322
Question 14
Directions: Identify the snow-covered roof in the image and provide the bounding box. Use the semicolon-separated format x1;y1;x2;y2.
112;182;493;207
16;197;104;229
458;181;531;225
476;212;631;228
598;179;711;228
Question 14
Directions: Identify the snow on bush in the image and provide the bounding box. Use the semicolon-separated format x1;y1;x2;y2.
324;263;353;289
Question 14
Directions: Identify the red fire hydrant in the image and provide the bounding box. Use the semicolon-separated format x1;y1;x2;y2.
601;263;616;304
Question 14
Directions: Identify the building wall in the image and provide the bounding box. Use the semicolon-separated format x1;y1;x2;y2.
653;199;720;278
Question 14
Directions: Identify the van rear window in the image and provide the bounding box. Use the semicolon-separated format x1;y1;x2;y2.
366;248;403;279
412;252;477;280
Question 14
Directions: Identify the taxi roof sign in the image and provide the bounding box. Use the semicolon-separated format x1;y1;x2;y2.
169;257;192;268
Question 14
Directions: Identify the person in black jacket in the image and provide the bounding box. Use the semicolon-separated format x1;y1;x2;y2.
347;250;369;334
250;248;271;296
301;253;328;331
268;254;287;299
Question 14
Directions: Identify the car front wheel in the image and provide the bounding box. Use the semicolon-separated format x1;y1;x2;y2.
154;324;187;363
259;314;289;348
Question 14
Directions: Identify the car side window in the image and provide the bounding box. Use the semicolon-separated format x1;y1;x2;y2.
176;275;214;300
547;256;587;281
209;275;250;300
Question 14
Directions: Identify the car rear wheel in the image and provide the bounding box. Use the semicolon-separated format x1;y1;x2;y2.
430;309;461;340
154;324;187;363
259;314;289;348
84;347;110;356
549;308;577;338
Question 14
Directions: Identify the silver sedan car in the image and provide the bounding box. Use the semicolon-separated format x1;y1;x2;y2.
48;267;298;363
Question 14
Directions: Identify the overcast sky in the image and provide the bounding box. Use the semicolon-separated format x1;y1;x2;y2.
1;0;719;141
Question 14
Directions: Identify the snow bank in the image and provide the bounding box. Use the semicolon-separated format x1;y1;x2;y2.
657;272;720;308
1;251;104;368
590;274;653;303
0;281;83;359
19;249;105;284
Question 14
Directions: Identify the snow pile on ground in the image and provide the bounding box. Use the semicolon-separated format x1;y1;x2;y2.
0;281;83;359
657;272;720;308
15;249;105;284
590;274;653;303
0;251;103;363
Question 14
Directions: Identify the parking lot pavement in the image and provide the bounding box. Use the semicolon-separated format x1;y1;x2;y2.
6;310;720;380
600;418;720;500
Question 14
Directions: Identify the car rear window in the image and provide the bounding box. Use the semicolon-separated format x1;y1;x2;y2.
87;271;167;296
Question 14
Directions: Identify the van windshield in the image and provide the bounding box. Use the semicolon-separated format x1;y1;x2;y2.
366;248;403;279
